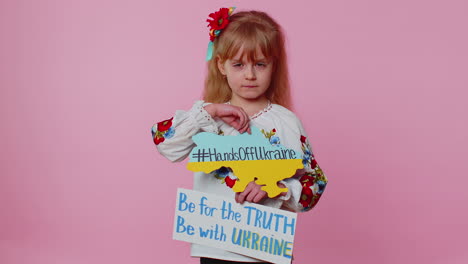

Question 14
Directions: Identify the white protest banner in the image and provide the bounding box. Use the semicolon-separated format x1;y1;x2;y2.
173;188;297;264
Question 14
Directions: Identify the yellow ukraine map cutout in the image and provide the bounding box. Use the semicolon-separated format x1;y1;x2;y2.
187;127;304;198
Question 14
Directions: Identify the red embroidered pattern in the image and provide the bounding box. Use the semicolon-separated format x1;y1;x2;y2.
152;117;174;145
299;135;328;211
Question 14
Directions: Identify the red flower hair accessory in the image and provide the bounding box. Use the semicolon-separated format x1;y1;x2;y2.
205;7;235;61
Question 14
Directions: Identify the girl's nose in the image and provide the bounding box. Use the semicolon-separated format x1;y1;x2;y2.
245;65;256;80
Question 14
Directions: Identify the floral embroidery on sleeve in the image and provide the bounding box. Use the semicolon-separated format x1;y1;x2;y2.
151;117;175;145
299;135;328;211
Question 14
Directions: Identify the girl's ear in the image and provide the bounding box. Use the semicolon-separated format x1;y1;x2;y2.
217;55;226;75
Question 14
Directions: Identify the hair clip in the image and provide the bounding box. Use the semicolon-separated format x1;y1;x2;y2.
205;7;236;61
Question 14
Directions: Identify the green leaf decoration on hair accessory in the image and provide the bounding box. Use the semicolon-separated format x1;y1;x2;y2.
228;7;235;15
206;41;214;61
209;29;222;40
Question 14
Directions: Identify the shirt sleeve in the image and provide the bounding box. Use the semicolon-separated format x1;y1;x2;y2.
279;119;328;212
151;101;219;162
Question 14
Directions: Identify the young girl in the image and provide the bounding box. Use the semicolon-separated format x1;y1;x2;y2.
152;8;327;264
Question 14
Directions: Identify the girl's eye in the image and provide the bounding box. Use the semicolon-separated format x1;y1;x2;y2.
256;63;267;67
233;63;243;67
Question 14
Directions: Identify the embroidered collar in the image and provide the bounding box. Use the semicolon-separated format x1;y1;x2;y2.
226;101;272;120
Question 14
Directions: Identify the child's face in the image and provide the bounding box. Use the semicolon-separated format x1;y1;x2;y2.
217;46;273;103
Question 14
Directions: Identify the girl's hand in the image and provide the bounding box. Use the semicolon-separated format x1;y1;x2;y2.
235;181;267;204
235;182;288;204
204;104;251;134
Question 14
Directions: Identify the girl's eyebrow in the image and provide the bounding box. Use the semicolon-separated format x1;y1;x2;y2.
231;57;268;63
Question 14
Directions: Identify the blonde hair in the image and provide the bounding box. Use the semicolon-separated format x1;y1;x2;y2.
203;10;292;109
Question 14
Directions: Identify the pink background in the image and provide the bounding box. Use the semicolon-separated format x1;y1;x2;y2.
1;0;467;263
